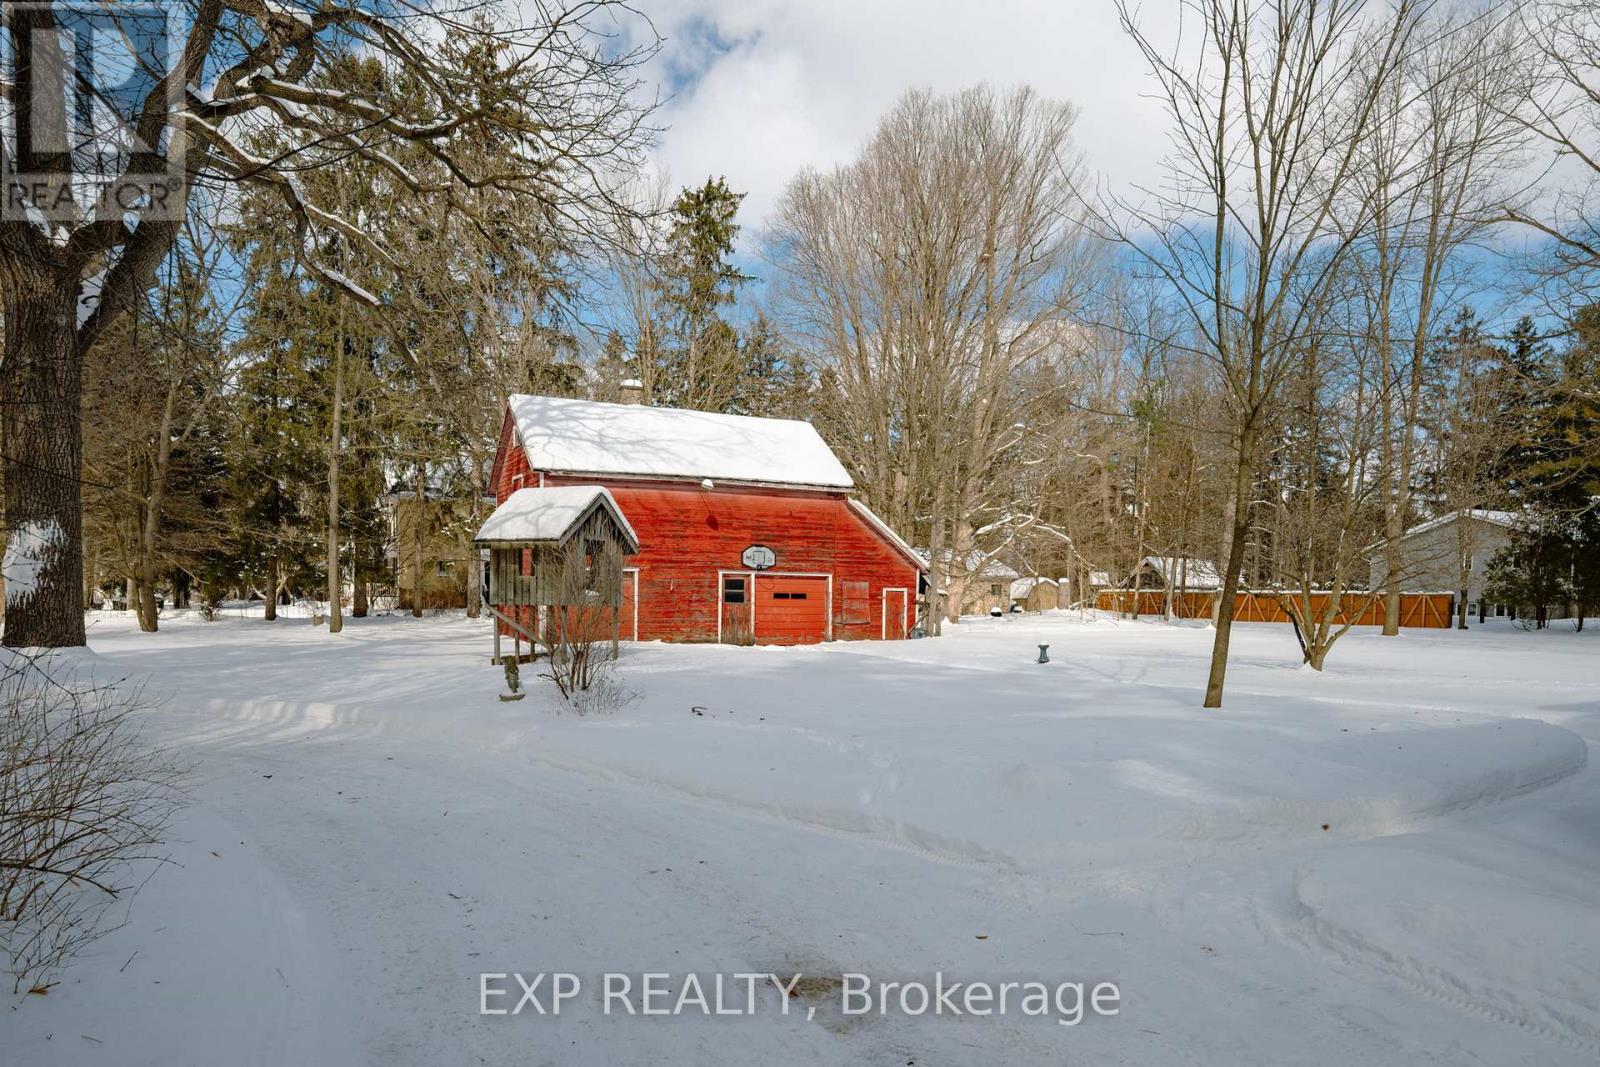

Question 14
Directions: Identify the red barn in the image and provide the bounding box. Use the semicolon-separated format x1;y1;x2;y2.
484;391;924;644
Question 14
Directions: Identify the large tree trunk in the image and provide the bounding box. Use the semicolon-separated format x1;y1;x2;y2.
1211;488;1236;626
1381;510;1403;636
922;475;949;636
1203;424;1256;709
2;274;86;648
136;522;160;633
465;449;485;621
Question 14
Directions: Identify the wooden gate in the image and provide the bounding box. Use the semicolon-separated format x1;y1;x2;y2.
1095;590;1455;628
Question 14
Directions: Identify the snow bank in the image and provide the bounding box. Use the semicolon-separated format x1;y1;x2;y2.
525;711;1586;874
1300;719;1588;824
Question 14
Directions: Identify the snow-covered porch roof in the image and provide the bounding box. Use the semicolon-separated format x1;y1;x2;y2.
473;486;640;553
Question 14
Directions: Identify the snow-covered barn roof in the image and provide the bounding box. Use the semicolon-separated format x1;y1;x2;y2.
1136;556;1221;589
473;486;639;552
506;394;854;490
1010;576;1058;598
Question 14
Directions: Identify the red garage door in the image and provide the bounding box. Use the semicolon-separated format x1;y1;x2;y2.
755;575;828;644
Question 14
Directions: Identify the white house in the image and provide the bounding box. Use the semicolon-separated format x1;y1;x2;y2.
1368;509;1539;620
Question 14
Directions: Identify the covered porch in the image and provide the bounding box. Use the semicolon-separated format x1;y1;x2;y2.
473;486;641;664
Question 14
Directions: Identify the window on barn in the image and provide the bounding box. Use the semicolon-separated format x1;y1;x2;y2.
990;583;1003;597
838;580;869;624
723;577;747;604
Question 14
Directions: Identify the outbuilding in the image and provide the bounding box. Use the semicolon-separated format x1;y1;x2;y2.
484;392;925;645
1010;576;1060;612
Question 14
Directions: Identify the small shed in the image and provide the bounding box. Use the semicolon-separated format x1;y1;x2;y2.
474;486;640;662
1125;556;1220;591
1009;576;1060;612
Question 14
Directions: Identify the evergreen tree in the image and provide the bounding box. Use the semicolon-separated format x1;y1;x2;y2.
1483;506;1574;630
1490;317;1560;497
227;263;324;619
729;314;813;417
654;177;753;411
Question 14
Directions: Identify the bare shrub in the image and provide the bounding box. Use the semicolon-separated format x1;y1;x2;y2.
538;539;626;709
568;674;640;718
0;653;184;992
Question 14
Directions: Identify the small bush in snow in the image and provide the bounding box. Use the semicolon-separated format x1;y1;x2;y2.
538;539;628;708
566;674;639;717
0;653;184;992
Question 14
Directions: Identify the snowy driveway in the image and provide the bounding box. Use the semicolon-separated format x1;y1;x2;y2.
8;611;1600;1065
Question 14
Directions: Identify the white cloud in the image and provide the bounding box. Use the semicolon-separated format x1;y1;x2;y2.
637;0;1170;240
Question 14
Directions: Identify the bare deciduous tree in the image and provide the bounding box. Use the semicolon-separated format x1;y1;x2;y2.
1110;0;1431;706
1;0;657;647
1353;8;1528;634
768;85;1096;633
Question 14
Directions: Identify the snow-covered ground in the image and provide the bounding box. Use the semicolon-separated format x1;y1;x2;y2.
7;609;1599;1065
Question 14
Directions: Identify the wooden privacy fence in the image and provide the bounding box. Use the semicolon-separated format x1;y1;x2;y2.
1095;590;1455;628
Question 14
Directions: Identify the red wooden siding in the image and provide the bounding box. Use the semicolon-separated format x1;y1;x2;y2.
542;476;919;642
883;588;910;639
491;408;535;499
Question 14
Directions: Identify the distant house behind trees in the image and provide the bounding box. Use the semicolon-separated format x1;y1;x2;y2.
1369;511;1527;622
384;484;484;611
1010;577;1061;612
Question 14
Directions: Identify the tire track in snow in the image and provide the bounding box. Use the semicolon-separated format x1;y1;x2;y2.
1286;871;1600;1061
516;747;1025;876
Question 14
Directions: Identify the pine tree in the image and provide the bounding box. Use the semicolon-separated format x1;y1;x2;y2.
227;263;324;619
654;178;753;411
